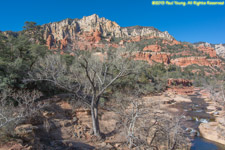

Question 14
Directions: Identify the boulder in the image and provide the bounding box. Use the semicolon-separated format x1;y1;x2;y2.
168;78;193;87
15;124;38;141
199;122;225;145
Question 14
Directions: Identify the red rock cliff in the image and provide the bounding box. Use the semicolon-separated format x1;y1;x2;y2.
134;52;171;64
46;35;53;49
197;45;217;57
143;44;161;52
171;57;221;67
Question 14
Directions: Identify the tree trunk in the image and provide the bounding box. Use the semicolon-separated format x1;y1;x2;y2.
91;103;101;136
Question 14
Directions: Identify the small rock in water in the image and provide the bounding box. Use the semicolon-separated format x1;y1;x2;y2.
193;117;199;122
190;129;200;137
213;112;219;115
185;128;192;132
199;119;209;123
195;110;203;112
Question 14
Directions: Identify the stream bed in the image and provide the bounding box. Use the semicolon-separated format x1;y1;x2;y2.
171;91;225;149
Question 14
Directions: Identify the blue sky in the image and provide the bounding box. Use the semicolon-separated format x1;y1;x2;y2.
0;0;224;44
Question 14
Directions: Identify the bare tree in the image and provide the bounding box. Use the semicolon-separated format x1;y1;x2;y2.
113;92;190;150
206;79;225;110
0;89;44;134
205;78;225;139
26;44;138;137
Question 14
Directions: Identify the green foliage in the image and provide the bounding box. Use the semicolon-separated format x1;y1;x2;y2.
22;21;45;45
0;29;48;90
23;22;39;30
166;65;195;80
61;54;74;66
0;21;223;100
110;37;123;43
110;62;168;95
108;61;204;95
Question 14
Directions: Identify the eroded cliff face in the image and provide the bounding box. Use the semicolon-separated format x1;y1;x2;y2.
42;14;174;50
171;57;222;67
215;44;225;58
14;14;223;70
131;50;224;68
194;42;225;58
143;44;161;52
197;45;217;57
134;52;171;64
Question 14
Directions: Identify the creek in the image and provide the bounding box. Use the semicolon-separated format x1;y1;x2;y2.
171;91;225;149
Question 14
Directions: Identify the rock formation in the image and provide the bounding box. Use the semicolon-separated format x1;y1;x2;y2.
171;57;221;67
197;45;217;57
199;121;225;145
15;124;38;142
168;78;193;87
215;44;225;58
162;39;181;45
134;52;223;68
2;14;224;73
60;36;68;49
198;89;225;145
42;14;174;50
93;30;101;43
143;44;161;52
194;42;225;58
46;35;53;49
134;52;171;64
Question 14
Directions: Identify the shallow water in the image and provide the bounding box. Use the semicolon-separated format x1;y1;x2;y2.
170;91;225;149
191;137;225;150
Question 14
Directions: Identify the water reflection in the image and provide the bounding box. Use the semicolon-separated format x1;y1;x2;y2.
191;137;225;150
